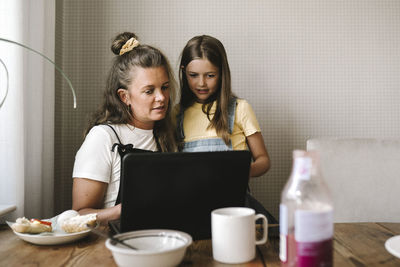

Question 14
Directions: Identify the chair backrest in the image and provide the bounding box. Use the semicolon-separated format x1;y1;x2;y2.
307;138;400;223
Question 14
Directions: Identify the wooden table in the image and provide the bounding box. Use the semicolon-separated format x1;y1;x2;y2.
1;223;400;266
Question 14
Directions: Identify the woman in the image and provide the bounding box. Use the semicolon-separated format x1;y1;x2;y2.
72;32;178;224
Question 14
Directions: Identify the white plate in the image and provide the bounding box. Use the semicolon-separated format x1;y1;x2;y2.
385;235;400;258
6;215;92;245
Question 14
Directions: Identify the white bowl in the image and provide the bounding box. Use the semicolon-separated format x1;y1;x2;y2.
105;229;192;267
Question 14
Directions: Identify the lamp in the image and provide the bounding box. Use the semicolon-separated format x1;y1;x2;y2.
0;37;76;109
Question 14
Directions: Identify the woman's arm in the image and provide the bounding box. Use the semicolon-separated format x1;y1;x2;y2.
72;178;121;224
246;132;271;177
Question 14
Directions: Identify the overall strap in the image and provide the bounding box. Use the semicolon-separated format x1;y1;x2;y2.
227;96;237;134
105;124;154;205
104;124;130;206
105;124;122;144
104;124;134;157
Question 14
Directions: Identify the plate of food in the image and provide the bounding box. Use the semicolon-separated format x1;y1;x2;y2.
7;210;97;245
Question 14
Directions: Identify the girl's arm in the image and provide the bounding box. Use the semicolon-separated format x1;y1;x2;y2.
246;132;271;177
72;178;121;225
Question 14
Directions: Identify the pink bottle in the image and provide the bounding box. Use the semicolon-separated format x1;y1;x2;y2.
280;150;333;267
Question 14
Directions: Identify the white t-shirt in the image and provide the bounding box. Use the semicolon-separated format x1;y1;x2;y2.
72;124;157;208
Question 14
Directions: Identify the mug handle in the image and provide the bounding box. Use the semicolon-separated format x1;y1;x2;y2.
255;214;268;245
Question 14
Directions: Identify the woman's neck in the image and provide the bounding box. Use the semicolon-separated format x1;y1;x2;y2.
127;120;154;130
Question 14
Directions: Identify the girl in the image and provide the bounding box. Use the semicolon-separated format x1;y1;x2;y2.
177;35;277;225
177;35;270;177
72;32;178;224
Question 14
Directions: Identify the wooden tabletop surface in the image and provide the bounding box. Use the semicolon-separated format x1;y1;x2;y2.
1;222;400;266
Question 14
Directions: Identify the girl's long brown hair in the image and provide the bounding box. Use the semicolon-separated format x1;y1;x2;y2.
179;35;235;145
85;32;178;152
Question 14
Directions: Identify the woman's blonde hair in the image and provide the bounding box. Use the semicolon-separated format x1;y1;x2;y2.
85;32;178;152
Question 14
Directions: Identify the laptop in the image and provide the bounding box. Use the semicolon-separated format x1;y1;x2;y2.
118;150;251;240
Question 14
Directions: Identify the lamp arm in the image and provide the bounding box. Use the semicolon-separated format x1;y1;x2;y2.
0;37;77;109
0;58;9;109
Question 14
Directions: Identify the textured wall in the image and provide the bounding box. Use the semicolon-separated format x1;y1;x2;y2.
55;0;400;218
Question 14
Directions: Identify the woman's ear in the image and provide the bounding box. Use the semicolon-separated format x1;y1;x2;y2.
117;89;129;104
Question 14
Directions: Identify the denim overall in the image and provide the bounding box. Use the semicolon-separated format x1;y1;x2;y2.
177;97;237;152
176;98;279;227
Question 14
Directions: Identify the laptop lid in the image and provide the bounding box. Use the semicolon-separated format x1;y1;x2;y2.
119;150;251;240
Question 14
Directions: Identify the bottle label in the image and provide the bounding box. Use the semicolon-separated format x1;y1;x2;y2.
279;204;288;262
293;157;312;181
295;208;333;242
295;208;334;267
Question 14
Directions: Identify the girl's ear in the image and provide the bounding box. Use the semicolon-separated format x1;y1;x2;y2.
117;89;129;104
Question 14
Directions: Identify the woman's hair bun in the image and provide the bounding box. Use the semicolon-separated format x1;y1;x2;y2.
111;32;139;55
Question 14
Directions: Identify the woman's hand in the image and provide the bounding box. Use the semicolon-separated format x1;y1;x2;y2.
72;178;121;224
246;132;271;177
94;204;121;225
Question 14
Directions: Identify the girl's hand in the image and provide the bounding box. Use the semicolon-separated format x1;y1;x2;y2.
246;132;270;177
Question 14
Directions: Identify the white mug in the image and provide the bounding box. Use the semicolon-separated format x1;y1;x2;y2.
211;207;268;264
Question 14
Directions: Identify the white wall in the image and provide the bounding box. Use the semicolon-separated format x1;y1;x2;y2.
57;0;400;218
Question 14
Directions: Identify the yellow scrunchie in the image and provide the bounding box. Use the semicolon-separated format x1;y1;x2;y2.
119;37;140;56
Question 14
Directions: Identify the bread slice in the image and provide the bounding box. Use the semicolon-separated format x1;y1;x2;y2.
11;217;52;234
61;213;97;233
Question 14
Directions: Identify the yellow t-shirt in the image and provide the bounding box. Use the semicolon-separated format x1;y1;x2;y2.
178;99;261;150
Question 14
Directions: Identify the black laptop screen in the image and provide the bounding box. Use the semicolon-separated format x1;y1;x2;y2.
119;150;251;240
